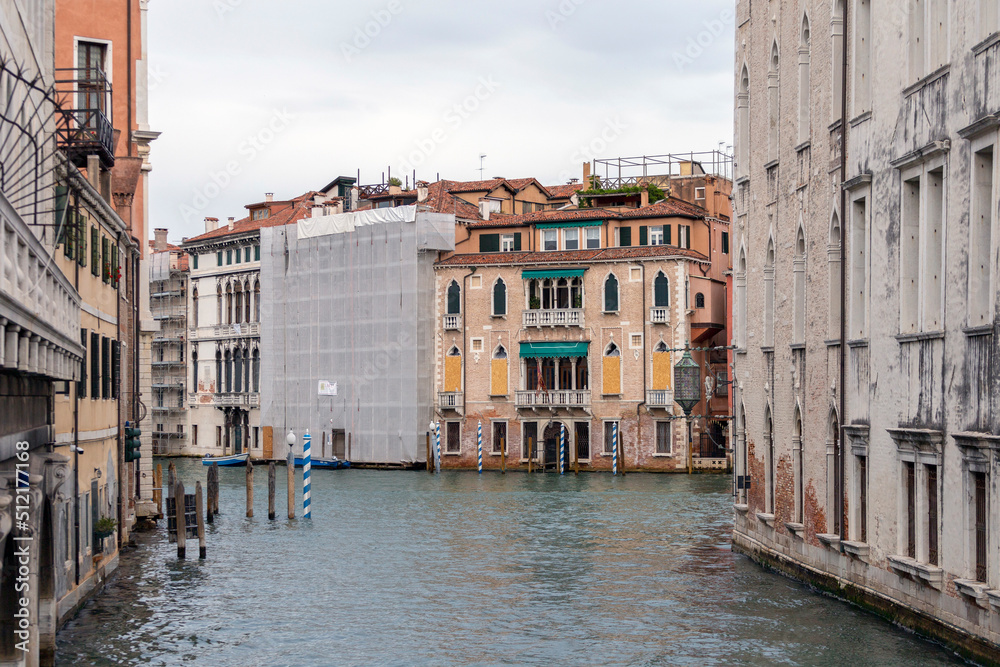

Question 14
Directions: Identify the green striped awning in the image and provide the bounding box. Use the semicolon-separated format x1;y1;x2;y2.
519;342;589;358
521;269;585;279
535;220;603;229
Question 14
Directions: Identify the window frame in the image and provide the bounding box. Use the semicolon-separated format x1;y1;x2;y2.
543;229;558;251
602;420;619;455
654;420;672;455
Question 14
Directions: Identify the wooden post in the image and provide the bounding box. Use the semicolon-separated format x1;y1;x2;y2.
195;481;206;559
528;437;533;474
268;462;276;520
287;451;295;520
426;432;433;474
167;462;176;499
500;436;506;474
619;430;626;477
154;464;163;516
175;479;186;559
245;459;254;518
207;464;218;522
347;433;352;462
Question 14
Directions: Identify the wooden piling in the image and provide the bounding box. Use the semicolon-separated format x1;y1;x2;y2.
619;433;626;477
500;436;506;474
347;433;352;462
175;479;186;559
573;430;579;476
207;464;218;523
426;432;433;474
268;462;276;520
195;481;206;559
154;464;163;516
287;451;295;520
245;459;254;518
167;462;176;498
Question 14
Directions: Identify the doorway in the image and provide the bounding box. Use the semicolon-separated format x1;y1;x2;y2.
543;422;563;471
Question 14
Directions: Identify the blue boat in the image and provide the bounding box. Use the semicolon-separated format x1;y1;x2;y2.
201;452;249;467
294;457;350;470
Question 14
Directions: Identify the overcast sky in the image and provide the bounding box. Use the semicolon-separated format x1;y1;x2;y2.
148;0;735;241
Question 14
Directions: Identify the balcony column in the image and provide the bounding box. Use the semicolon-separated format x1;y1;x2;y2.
571;358;577;391
18;330;32;373
0;318;6;367
520;358;527;391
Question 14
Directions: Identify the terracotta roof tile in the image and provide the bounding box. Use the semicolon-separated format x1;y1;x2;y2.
418;181;484;220
544;183;582;199
465;198;704;229
435;245;709;268
183;192;315;245
444;178;509;193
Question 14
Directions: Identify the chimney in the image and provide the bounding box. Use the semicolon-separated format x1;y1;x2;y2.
153;228;168;251
478;199;491;221
227;217;235;231
640;189;649;208
204;217;219;233
417;181;429;203
582;161;592;188
332;199;344;215
265;192;274;202
388;183;402;195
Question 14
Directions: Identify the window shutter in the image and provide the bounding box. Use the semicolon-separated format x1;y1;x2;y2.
254;245;260;261
722;231;729;254
79;328;87;398
217;251;223;266
193;255;199;270
77;213;87;267
664;225;672;245
479;233;500;252
639;226;648;246
513;233;521;251
91;332;100;397
493;280;506;316
111;245;119;287
112;341;120;398
685;226;691;249
91;226;99;276
618;227;631;247
101;236;110;283
102;337;110;398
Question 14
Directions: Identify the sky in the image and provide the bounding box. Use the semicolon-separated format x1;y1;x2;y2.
147;0;736;242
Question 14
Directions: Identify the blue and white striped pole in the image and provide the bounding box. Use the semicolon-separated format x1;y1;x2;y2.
303;430;312;518
559;422;566;475
612;421;618;476
477;421;483;474
434;422;441;473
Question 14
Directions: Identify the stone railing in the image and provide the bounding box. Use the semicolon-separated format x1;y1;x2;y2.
515;390;590;408
438;391;463;410
210;392;260;407
646;389;675;408
522;308;584;327
213;322;260;337
443;314;461;330
650;307;670;324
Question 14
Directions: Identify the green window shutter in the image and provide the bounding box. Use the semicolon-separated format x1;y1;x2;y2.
102;236;110;283
639;225;648;246
78;214;87;267
254;245;260;261
685;226;692;249
664;225;672;245
217;251;223;266
227;250;232;265
479;234;500;252
245;247;250;262
91;331;100;397
56;186;69;253
722;231;730;254
193;254;199;270
111;245;119;287
91;226;99;276
618;227;631;247
513;233;521;251
78;328;87;398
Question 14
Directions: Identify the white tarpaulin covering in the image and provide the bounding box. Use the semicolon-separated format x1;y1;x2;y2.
297;204;417;239
149;250;170;282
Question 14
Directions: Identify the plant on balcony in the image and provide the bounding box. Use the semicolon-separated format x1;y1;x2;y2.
573;294;582;308
388;177;402;187
529;296;541;310
94;516;116;539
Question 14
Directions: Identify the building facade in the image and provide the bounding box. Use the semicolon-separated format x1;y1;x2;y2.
733;0;1000;659
148;231;187;455
429;168;733;471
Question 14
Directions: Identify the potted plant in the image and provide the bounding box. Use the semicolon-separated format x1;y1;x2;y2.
94;516;116;539
529;296;541;310
573;294;582;309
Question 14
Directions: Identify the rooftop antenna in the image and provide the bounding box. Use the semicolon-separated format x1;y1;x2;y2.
478;154;486;180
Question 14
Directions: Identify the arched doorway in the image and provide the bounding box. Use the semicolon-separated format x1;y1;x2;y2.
542;422;564;471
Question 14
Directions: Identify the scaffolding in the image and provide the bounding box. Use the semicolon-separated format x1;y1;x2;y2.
149;251;188;454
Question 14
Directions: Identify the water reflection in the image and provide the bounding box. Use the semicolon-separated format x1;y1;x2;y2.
57;461;966;666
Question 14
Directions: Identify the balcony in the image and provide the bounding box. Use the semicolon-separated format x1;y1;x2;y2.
646;389;675;409
650;307;670;324
211;392;261;407
522;308;584;327
438;392;463;411
152;359;185;368
515;390;591;409
213;322;260;337
443;314;461;330
55;67;115;169
152;377;185;388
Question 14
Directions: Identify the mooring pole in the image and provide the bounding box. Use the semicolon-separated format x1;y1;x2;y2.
303;430;312;519
167;461;176;499
477;421;483;474
268;462;276;520
573;428;579;476
246;459;254;518
175;479;186;559
287;450;295;520
426;432;433;474
612;422;619;476
528;437;534;474
195;481;206;559
207;463;218;522
154;463;163;517
619;428;626;478
501;436;506;474
433;422;441;473
559;423;566;475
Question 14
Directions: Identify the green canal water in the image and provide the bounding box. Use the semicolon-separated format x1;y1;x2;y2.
56;459;967;666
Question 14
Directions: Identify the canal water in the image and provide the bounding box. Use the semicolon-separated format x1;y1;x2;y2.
56;459;966;666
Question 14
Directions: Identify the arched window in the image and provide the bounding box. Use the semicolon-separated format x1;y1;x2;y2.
793;227;806;344
768;41;779;162
491;344;508;396
225;285;233;325
254;280;260;322
233;349;243;393
493;278;506;316
794;405;804;523
217;285;223;324
828;212;841;338
224;350;232;392
192;350;198;391
493;344;507;359
695;292;705;308
234;283;243;324
556;278;570;309
764;238;775;347
192;287;199;329
736;248;747;348
447;280;461;314
215;350;222;393
653;271;669;307
798;15;811;144
252;348;260;392
737;65;750;177
244;282;251;323
603;273;619;312
765;405;775;513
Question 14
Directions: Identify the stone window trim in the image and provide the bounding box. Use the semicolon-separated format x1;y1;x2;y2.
845;424;869;457
953;432;1000;475
888;427;943;465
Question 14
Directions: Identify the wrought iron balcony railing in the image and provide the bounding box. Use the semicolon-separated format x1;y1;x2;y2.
55;67;114;169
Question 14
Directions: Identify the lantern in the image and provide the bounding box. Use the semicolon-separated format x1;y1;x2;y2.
673;347;701;417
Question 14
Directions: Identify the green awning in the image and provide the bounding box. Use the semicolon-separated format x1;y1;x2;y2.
535;220;603;229
520;342;589;358
521;269;585;279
